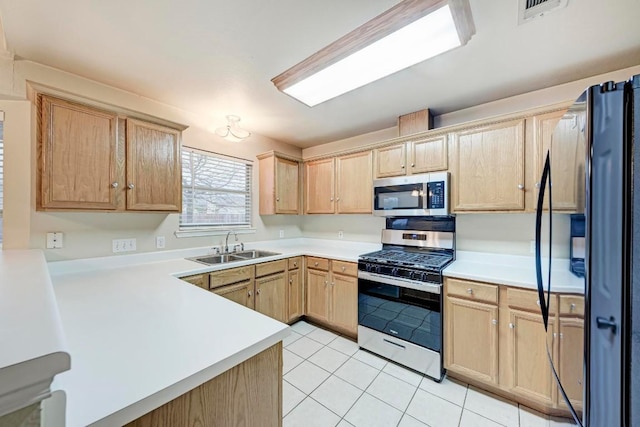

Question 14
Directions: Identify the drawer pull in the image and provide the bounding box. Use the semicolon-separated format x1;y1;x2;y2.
294;262;297;267
342;266;346;272
248;291;252;297
383;338;406;349
509;323;515;329
289;279;293;284
324;280;328;286
570;303;576;312
315;262;319;266
492;319;498;325
467;288;473;294
257;289;261;295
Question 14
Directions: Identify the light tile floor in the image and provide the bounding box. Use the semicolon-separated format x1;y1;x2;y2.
283;321;579;427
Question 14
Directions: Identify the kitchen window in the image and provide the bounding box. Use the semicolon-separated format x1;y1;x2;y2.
179;148;253;233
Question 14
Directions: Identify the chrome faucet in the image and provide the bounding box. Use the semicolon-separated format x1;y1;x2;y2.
224;230;238;253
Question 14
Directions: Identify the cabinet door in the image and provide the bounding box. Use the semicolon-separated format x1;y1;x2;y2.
306;268;330;322
275;157;300;214
126;118;182;211
409;135;448;174
445;296;499;384
255;273;287;322
508;309;556;405
213;280;254;309
330;273;358;336
287;269;303;322
558;318;584;410
532;110;586;212
181;274;207;290
452;120;525;211
336;151;372;214
374;143;406;178
40;95;120;210
305;158;335;214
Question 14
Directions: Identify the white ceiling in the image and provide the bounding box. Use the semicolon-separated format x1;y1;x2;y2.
0;0;639;148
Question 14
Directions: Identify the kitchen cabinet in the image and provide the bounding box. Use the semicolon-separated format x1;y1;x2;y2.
209;266;256;309
212;280;254;309
305;151;373;214
257;151;301;215
451;119;526;211
374;135;448;178
305;257;358;336
287;257;303;322
38;94;184;212
531;109;586;212
557;318;584;410
180;274;207;290
255;273;287;322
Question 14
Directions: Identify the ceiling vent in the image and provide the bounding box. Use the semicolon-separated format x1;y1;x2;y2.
518;0;568;24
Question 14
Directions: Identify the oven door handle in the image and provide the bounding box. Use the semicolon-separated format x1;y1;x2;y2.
358;270;441;295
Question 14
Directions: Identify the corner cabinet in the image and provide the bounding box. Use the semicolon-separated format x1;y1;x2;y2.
38;94;184;212
374;135;448;178
257;151;301;215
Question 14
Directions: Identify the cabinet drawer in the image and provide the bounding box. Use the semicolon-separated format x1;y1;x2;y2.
256;259;286;278
447;278;498;304
209;266;254;289
288;257;302;270
307;257;329;271
181;274;207;289
559;295;584;316
332;260;358;277
507;287;557;314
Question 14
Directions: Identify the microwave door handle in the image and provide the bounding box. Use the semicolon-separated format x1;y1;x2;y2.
423;183;429;211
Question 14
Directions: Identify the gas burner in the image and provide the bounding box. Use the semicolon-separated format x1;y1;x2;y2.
359;249;453;270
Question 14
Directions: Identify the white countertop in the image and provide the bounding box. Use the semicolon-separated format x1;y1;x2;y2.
444;251;585;294
47;238;380;426
0;250;69;416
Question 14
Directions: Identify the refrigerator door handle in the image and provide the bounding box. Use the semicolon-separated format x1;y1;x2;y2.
535;151;552;330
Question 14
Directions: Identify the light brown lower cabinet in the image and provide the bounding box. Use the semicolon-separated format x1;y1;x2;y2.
125;342;282;427
287;268;303;322
255;273;287;323
444;277;584;417
305;257;358;337
213;279;254;309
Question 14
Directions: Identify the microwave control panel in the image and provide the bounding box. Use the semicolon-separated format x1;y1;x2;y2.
427;181;445;209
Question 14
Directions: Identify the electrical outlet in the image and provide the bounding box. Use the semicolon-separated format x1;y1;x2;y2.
156;236;166;249
530;240;536;254
338;230;344;239
279;230;285;238
112;238;137;253
46;232;64;249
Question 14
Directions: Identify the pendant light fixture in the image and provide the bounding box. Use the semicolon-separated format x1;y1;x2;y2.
215;115;251;141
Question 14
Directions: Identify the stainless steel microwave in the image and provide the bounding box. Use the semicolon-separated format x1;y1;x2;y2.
372;172;449;217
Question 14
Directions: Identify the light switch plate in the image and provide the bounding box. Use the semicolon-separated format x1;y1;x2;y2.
156;236;165;249
338;230;344;239
113;238;137;253
279;230;284;238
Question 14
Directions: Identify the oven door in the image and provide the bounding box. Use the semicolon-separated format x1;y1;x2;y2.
358;276;441;353
373;183;428;217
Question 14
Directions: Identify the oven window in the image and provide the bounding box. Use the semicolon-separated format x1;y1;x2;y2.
358;279;441;352
374;185;423;210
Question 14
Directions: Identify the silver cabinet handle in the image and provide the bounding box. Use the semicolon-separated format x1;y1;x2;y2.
401;164;405;169
342;266;346;272
293;262;297;267
492;319;498;325
411;163;415;167
536;300;541;306
127;183;135;189
289;279;293;284
518;184;525;190
467;288;473;294
248;291;252;297
331;282;335;286
111;182;119;188
315;262;319;266
570;303;576;311
330;197;334;201
276;197;280;201
559;333;564;339
509;323;515;329
336;197;340;201
535;182;541;189
324;280;328;285
257;289;261;295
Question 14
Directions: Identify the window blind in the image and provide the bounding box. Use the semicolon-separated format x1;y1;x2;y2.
180;148;252;228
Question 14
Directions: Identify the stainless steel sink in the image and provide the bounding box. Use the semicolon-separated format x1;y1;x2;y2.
234;250;281;259
186;254;247;265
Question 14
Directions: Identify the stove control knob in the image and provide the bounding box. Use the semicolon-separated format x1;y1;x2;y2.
421;272;429;281
409;271;417;280
365;263;372;272
375;265;382;274
391;267;399;276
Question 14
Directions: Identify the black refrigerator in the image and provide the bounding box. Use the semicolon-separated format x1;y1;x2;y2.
535;75;640;427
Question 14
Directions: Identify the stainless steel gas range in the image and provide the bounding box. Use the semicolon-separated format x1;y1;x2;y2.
357;216;455;381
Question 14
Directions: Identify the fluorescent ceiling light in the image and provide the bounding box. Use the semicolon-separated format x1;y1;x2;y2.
272;0;475;107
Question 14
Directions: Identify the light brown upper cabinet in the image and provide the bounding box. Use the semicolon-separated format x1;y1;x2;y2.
531;109;586;212
305;151;373;214
451;119;526;212
257;151;300;215
374;135;448;178
38;94;184;212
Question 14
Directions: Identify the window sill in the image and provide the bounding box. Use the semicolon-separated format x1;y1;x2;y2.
174;227;256;238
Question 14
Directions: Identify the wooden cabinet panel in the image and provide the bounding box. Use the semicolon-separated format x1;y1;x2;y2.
180;274;207;290
287;269;303;322
336;151;372;214
445;297;499;384
508;309;556;405
558;318;584;410
452;120;525;211
288;257;302;270
331;260;357;277
409;135;448;174
559;295;584;316
374;143;406;178
447;278;498;304
507;287;557;315
212;280;254;309
532;109;586;212
330;274;358;336
256;273;287;322
305;158;335;214
39;95;120;210
126;118;181;211
275;157;300;214
209;266;254;289
307;257;330;271
255;259;286;278
306;268;330;322
126;343;281;427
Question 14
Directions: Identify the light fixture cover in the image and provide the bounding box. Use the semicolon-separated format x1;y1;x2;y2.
272;0;475;107
215;115;251;141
